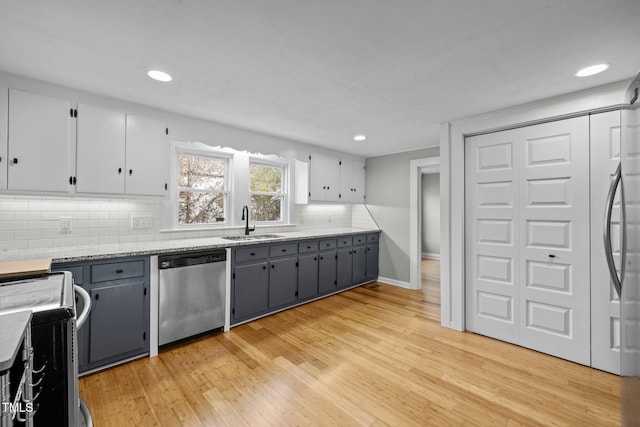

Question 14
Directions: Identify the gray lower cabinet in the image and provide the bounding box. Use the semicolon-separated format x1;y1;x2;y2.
298;253;319;300
318;251;337;294
366;241;380;280
233;261;269;321
52;256;150;373
336;247;353;289
352;244;367;284
269;257;298;308
231;232;380;325
89;281;146;364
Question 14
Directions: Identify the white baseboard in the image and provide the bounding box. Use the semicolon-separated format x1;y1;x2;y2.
377;276;413;289
421;252;440;260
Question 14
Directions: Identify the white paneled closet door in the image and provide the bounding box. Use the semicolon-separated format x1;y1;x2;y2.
466;116;591;365
465;131;519;344
591;110;621;374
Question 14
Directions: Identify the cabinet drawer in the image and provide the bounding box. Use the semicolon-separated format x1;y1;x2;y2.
337;237;352;248
319;239;336;251
270;243;298;258
367;233;379;243
352;235;366;246
298;241;318;254
91;260;145;283
235;246;269;263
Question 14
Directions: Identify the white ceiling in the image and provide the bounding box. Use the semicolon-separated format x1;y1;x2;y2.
1;1;639;157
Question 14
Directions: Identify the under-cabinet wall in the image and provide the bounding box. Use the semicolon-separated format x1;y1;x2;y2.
0;197;377;250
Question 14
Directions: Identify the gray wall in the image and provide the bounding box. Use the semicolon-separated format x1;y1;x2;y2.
365;146;439;284
421;173;440;256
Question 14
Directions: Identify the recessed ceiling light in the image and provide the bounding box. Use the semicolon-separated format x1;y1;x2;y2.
147;70;172;82
575;64;609;77
353;135;366;141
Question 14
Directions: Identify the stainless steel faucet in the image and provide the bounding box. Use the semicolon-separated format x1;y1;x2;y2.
241;205;255;235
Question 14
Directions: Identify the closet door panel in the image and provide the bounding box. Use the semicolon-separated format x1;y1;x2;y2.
591;110;622;374
465;130;520;343
517;116;590;365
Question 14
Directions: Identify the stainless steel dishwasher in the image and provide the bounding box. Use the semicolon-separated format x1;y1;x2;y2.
158;249;226;346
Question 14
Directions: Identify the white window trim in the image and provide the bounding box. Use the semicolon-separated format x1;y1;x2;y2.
249;157;289;225
172;144;234;229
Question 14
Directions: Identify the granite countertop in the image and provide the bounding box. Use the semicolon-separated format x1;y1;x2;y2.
0;227;380;263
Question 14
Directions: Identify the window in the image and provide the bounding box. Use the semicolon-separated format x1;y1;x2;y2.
250;161;286;222
177;153;228;225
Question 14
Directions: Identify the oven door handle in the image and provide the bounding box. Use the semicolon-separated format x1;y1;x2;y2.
74;285;91;331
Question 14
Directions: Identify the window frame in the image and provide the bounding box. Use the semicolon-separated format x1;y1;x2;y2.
249;158;288;225
174;146;232;228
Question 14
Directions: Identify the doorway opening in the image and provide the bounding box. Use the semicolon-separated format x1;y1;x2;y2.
409;157;441;319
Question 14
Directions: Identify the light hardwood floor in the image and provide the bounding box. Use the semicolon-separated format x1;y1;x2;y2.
80;261;620;426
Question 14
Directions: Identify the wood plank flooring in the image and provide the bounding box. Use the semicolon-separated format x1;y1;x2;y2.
80;262;620;426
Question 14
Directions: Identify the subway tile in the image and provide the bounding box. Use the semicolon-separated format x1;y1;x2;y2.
0;240;27;250
0;221;27;230
0;231;13;241
0;211;14;221
99;236;119;244
15;230;42;240
28;239;53;249
53;237;78;248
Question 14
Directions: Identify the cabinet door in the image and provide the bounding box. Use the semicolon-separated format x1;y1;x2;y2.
351;159;366;203
76;104;126;194
340;159;366;203
366;243;379;281
233;262;269;320
352;246;366;284
125;115;168;196
0;87;7;190
269;257;298;308
336;248;352;289
309;152;341;201
8;89;73;192
298;253;319;300
89;280;146;364
318;251;337;293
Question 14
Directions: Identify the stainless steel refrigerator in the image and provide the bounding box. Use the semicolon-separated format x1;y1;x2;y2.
612;72;640;425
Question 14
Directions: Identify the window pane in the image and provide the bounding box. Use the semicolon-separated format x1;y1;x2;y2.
250;164;282;193
178;155;225;190
251;195;282;222
178;191;225;224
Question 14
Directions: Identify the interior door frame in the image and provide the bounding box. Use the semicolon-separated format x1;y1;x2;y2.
409;157;440;292
440;81;627;332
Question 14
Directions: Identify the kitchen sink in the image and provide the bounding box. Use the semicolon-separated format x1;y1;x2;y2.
221;234;284;241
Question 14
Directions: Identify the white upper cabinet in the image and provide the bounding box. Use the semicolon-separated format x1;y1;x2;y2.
0;88;7;190
76;104;126;194
339;159;366;203
7;89;73;193
309;152;341;202
125;114;168;196
75;106;167;197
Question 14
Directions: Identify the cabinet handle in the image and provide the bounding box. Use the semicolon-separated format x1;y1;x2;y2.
548;254;556;258
320;256;323;260
262;265;266;270
251;252;256;256
282;249;287;252
307;246;311;249
95;294;100;300
129;169;133;175
165;183;168;190
271;264;275;269
12;158;18;164
314;257;317;261
115;269;124;273
118;168;122;174
327;186;330;190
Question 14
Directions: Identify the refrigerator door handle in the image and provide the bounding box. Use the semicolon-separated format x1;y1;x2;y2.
604;162;625;298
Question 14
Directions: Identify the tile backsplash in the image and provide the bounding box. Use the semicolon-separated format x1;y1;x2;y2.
0;195;377;251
